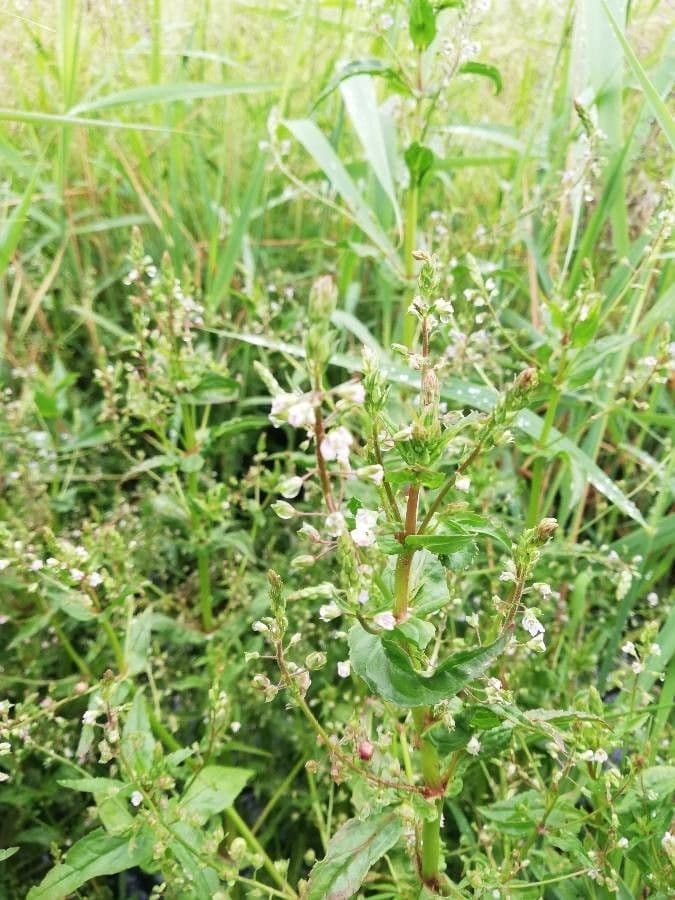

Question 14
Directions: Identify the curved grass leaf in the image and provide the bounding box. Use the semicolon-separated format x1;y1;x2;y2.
280;118;400;272
307;811;402;900
340;75;402;230
70;81;278;115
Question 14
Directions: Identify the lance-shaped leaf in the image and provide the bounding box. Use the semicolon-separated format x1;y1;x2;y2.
307;811;402;900
349;624;508;708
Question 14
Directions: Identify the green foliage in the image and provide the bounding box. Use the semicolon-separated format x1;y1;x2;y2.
0;0;673;898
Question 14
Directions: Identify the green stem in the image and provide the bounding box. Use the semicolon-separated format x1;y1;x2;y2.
526;388;560;527
197;546;213;631
393;486;419;619
224;806;297;897
413;708;444;887
52;620;92;680
402;184;419;348
101;617;125;673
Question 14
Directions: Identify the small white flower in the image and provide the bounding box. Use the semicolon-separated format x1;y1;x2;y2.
0;742;10;756
350;508;378;547
319;602;341;622
455;476;471;492
325;511;346;537
46;557;59;568
320;426;353;467
270;393;315;429
355;464;384;486
82;710;98;726
0;772;10;783
466;613;480;628
579;749;594;761
661;830;675;861
646;591;658;607
69;568;85;583
335;381;365;404
272;500;296;520
534;582;552;598
279;476;303;499
466;736;481;756
87;572;104;588
130;790;143;808
0;560;10;571
230;721;241;734
617;837;629;849
522;608;545;637
30;559;44;571
631;660;643;674
299;522;321;542
593;749;608;763
649;643;661;657
373;610;396;631
526;633;546;653
251;621;268;633
621;641;637;657
499;561;516;582
357;589;369;605
337;661;351;678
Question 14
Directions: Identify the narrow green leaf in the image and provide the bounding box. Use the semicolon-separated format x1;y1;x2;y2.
70;81;278;115
601;0;675;150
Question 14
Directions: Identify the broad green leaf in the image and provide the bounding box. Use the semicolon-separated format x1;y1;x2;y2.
479;790;584;837
349;625;508;707
281;118;400;271
340;75;401;229
178;766;252;822
210;415;269;440
0;847;19;862
307;811;402;900
26;829;151;899
458;61;503;94
404;141;435;186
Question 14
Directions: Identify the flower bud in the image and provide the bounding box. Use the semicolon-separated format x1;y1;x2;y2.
305;651;327;670
536;517;558;543
309;275;338;321
358;740;374;761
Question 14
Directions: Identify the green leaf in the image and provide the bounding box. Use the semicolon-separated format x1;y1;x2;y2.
0;847;19;862
178;766;252;823
26;829;152;899
404;533;473;554
281;118;400;272
404;141;435;186
340;75;401;229
58;777;126;796
307;811;402;900
458;61;503;94
121;692;154;776
125;608;153;677
313;59;410;108
69;81;278;115
349;625;508;707
183;373;238;404
600;0;675;151
409;0;437;50
617;767;675;814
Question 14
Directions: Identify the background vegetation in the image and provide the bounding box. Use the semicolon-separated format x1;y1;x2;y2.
0;0;673;898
